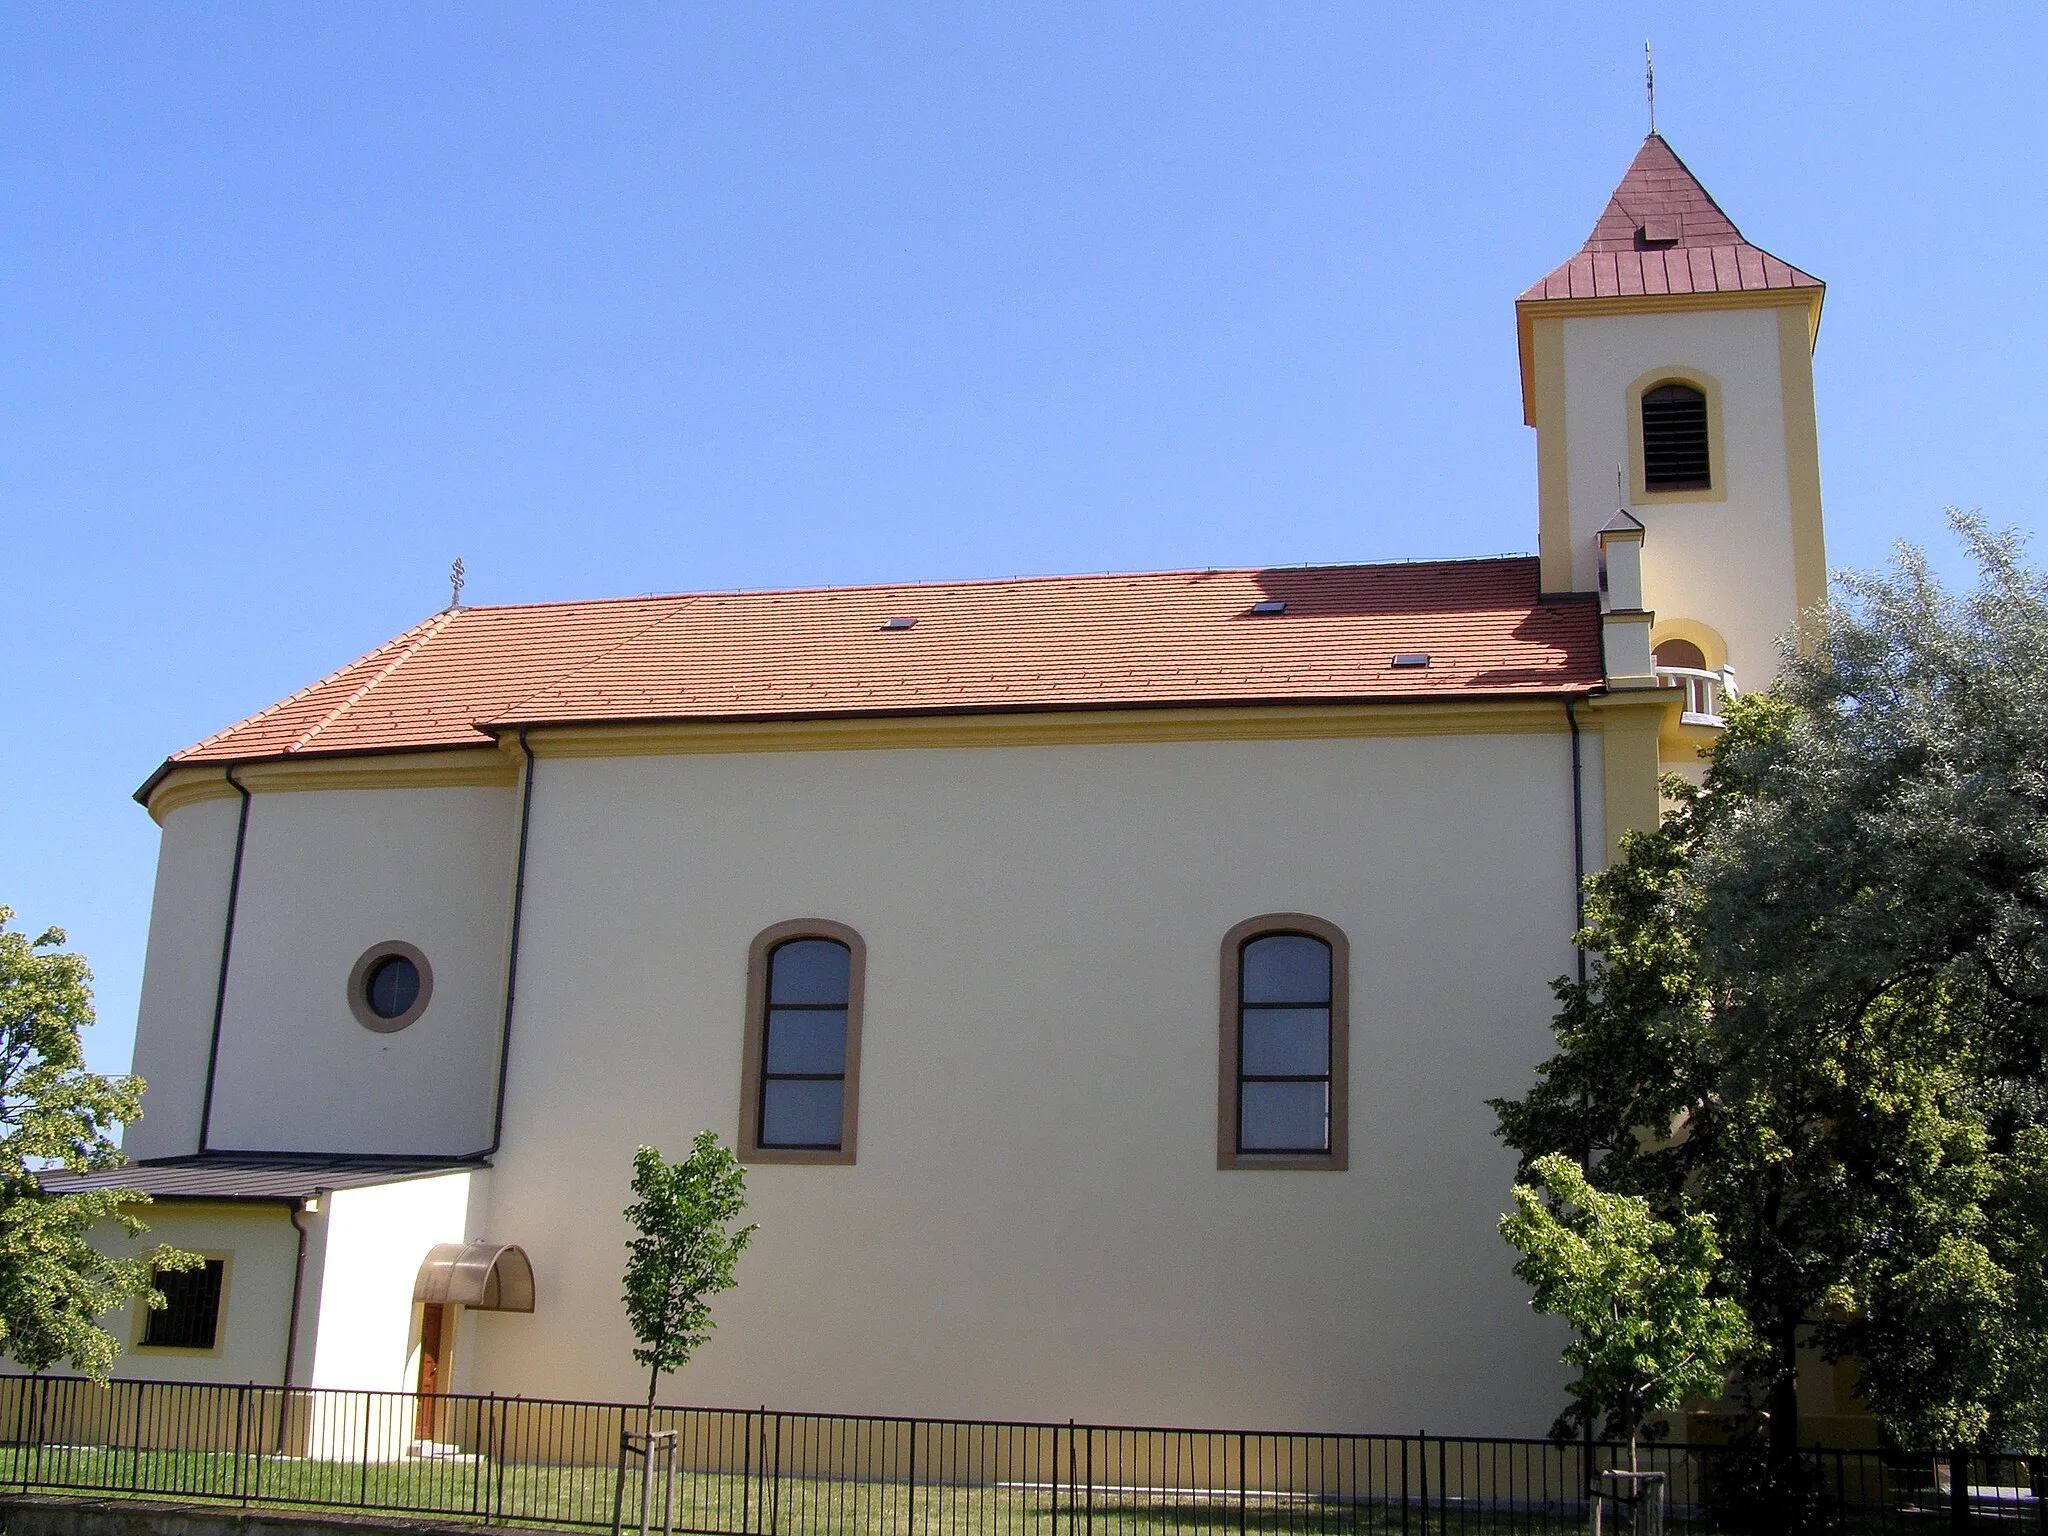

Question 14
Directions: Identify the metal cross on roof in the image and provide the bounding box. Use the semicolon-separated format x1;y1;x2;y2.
449;557;466;611
1646;41;1657;137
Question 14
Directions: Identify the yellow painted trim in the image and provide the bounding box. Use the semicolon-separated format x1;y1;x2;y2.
1587;692;1675;858
147;747;521;824
1649;618;1729;674
1777;305;1829;640
523;700;1579;760
1660;718;1720;769
147;701;1593;822
1517;289;1823;421
1529;317;1573;591
1626;366;1728;506
147;772;243;822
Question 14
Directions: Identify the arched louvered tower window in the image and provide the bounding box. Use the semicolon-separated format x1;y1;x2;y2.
1641;383;1711;491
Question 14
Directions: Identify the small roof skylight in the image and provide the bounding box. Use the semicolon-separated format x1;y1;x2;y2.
1391;652;1431;668
1249;599;1287;616
880;616;918;631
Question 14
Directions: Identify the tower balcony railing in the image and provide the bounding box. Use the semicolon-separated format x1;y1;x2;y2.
1656;665;1738;727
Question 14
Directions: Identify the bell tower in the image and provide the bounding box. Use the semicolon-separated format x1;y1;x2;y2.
1517;134;1827;699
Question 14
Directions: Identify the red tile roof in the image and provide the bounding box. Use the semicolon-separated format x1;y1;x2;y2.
155;559;1601;779
1520;135;1822;303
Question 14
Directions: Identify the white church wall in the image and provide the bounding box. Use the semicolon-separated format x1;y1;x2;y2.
1560;305;1803;690
126;797;242;1161
299;1170;484;1395
474;728;1583;1436
202;786;516;1156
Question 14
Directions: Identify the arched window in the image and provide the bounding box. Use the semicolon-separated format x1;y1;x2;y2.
1653;638;1707;672
740;921;866;1164
1640;383;1711;491
1218;915;1350;1170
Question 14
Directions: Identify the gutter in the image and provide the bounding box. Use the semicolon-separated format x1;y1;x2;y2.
196;766;253;1154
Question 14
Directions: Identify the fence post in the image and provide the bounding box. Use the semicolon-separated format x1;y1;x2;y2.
1399;1435;1409;1536
233;1383;249;1506
908;1417;918;1536
1067;1421;1078;1536
31;1373;46;1488
1050;1423;1059;1536
492;1395;508;1526
1238;1432;1247;1536
741;1409;753;1536
769;1411;782;1536
1084;1424;1093;1536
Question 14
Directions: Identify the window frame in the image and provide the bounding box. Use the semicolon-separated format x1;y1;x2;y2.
1626;366;1727;506
348;940;433;1033
1217;914;1350;1171
133;1253;231;1356
739;920;867;1166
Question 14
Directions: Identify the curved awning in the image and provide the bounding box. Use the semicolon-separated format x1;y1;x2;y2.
413;1242;535;1313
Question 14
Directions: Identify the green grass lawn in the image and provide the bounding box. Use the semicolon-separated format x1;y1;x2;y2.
0;1445;1926;1536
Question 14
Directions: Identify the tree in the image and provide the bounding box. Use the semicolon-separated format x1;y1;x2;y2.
621;1132;756;1406
1501;1153;1751;1471
0;907;197;1380
1494;516;2048;1516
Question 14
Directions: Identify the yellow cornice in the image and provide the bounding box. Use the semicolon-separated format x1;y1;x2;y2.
512;699;1591;759
144;698;1628;824
1584;688;1679;720
1517;287;1825;426
147;747;521;824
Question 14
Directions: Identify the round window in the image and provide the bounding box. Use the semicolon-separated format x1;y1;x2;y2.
347;942;433;1032
365;955;420;1019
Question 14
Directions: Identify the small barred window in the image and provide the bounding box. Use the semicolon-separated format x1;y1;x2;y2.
144;1259;225;1350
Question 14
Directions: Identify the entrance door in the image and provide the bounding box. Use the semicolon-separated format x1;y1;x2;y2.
415;1303;448;1439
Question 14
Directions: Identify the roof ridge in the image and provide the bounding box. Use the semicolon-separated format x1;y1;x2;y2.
171;611;452;762
432;554;1545;617
486;594;702;724
288;608;460;755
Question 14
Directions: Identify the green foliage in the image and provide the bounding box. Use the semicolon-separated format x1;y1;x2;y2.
0;907;198;1380
1494;514;2048;1470
1502;1154;1751;1460
622;1132;757;1405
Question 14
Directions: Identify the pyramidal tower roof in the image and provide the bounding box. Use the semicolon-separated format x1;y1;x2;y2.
1520;134;1822;303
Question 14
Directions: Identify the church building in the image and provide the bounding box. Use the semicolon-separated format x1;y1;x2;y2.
58;133;1841;1441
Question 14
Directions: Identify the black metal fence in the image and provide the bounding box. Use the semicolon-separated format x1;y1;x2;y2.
0;1374;2042;1534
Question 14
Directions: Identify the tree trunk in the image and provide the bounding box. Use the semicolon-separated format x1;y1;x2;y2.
1764;1326;1803;1536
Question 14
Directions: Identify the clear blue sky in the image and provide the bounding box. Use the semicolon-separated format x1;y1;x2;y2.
5;4;2043;1079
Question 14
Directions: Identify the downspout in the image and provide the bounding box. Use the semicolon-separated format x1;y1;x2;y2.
1565;694;1594;1497
197;765;253;1153
282;1198;312;1386
1564;698;1587;984
469;729;536;1160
